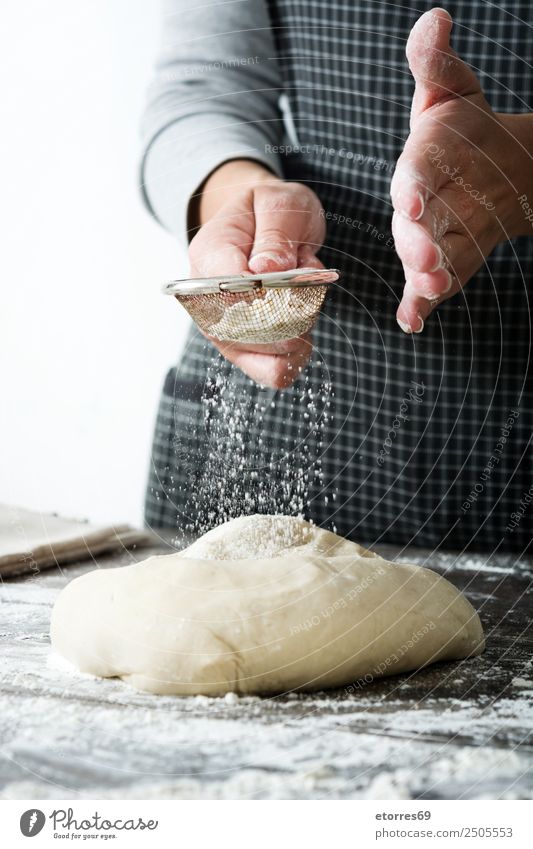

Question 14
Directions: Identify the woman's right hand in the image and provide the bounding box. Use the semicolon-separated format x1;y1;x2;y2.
187;160;326;388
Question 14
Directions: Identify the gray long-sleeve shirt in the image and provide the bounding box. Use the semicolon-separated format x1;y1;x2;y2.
140;0;285;243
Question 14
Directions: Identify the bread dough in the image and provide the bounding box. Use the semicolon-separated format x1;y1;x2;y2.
50;515;485;696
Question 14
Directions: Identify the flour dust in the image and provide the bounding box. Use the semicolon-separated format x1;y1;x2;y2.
173;347;335;543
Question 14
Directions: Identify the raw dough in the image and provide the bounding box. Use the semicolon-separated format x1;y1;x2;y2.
50;515;484;696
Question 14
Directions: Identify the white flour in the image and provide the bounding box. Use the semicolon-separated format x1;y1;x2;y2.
171;349;336;544
182;513;314;560
208;288;319;343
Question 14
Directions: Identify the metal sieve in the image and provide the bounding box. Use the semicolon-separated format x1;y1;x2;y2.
161;267;339;344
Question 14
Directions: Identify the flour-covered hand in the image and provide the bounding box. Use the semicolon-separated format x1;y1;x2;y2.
390;8;533;332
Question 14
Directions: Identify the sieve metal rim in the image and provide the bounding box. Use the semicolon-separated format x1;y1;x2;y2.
161;267;339;297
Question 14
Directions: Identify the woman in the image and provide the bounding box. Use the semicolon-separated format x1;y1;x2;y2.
140;1;532;553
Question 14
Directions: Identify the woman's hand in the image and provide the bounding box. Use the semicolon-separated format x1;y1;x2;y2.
391;8;533;332
188;160;325;388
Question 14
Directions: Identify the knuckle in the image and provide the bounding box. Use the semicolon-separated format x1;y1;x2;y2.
253;227;291;249
257;181;319;212
454;189;476;222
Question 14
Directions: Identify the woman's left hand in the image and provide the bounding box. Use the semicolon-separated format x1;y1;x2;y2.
390;7;533;333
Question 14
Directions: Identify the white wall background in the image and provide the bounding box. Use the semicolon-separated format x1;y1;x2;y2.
1;1;189;527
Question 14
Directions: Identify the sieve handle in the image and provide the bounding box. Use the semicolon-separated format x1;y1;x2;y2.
219;279;262;294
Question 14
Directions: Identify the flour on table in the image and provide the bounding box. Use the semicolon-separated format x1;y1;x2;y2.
51;515;485;697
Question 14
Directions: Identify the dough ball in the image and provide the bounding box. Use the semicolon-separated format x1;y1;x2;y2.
181;513;371;560
50;515;484;696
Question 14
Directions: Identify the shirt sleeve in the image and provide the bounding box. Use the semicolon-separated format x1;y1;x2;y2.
140;0;284;243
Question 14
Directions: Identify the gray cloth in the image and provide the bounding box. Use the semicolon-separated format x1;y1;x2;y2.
140;0;284;242
0;504;152;577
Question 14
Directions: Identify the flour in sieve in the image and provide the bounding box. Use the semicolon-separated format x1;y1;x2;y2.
208;288;319;343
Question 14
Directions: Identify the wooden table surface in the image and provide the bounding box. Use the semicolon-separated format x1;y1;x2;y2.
1;538;532;800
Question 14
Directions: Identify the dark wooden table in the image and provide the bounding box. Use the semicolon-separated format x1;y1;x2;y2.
1;539;532;800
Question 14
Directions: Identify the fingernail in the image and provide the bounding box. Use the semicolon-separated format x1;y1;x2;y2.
397;318;413;334
413;315;425;333
399;190;425;221
413;190;425;221
250;250;287;266
429;244;444;273
428;270;452;299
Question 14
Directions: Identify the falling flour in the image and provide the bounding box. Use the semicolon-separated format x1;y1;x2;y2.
172;345;336;544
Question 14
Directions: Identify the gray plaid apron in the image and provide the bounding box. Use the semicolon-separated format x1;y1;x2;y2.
146;0;532;553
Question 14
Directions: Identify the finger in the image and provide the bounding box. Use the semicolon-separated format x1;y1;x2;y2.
418;187;470;240
207;334;313;389
392;185;474;275
188;186;258;277
401;267;454;302
392;211;444;273
190;243;250;278
396;231;477;332
390;137;454;222
396;278;455;335
297;244;324;269
407;8;482;125
249;186;325;273
189;216;253;278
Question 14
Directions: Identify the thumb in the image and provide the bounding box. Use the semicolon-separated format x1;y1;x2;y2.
248;209;301;273
407;8;482;125
248;185;322;273
249;227;298;273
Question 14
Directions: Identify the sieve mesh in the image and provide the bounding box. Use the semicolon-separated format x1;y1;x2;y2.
162;268;339;344
177;285;328;343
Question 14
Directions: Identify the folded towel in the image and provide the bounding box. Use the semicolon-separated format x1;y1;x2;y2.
0;504;152;578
